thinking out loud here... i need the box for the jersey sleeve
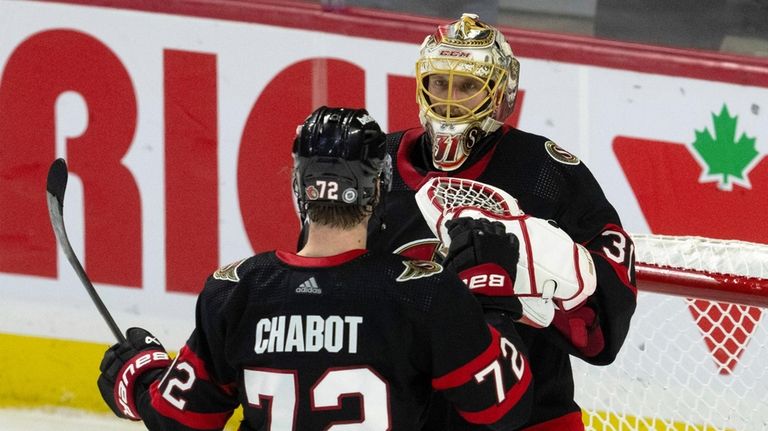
[135,276,242,430]
[547,160,638,364]
[428,276,534,429]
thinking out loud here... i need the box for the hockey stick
[46,158,126,343]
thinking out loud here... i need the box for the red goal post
[575,233,768,431]
[633,234,768,307]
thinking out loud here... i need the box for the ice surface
[0,408,147,430]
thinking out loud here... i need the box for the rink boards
[1,0,768,427]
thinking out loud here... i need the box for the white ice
[0,408,147,430]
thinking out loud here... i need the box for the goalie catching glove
[97,327,172,420]
[416,177,597,312]
[443,217,555,327]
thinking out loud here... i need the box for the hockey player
[366,13,637,430]
[97,106,535,430]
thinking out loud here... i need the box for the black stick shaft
[46,159,126,344]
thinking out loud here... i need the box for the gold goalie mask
[416,13,520,171]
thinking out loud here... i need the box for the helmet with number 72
[416,13,520,171]
[292,106,391,215]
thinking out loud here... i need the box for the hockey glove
[443,217,523,320]
[443,217,556,327]
[416,177,597,312]
[97,327,172,420]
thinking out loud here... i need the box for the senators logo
[544,140,580,165]
[305,185,320,200]
[213,258,246,282]
[393,239,445,262]
[396,260,443,282]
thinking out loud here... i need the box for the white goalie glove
[416,177,597,326]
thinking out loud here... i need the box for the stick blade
[47,158,68,205]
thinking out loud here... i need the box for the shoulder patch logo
[396,260,443,282]
[213,258,246,282]
[393,238,445,262]
[545,140,580,165]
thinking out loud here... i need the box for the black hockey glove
[443,217,522,320]
[97,327,172,420]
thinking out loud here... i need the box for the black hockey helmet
[292,106,391,214]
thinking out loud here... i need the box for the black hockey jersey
[367,127,637,430]
[134,249,534,430]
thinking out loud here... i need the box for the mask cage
[416,57,508,123]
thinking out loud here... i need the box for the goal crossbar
[632,233,768,306]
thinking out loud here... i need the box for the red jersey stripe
[432,326,501,389]
[456,359,532,424]
[176,345,210,381]
[149,381,233,429]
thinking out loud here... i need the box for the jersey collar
[275,249,368,267]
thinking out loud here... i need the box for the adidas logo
[295,276,322,294]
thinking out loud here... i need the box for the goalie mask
[292,106,391,217]
[416,13,520,171]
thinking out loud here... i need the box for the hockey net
[575,233,768,431]
[416,177,768,430]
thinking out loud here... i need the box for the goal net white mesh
[575,234,768,431]
[416,178,768,429]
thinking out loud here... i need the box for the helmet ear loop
[363,200,376,215]
[369,176,387,231]
[361,173,381,214]
[292,172,308,224]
